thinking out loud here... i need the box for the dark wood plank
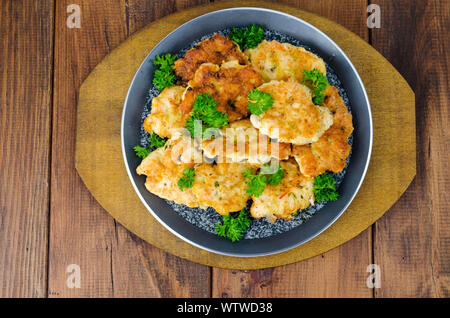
[126,0,213,33]
[212,0,373,298]
[110,0,212,298]
[111,228,210,297]
[49,0,127,298]
[371,0,449,297]
[214,229,372,297]
[0,0,54,297]
[49,0,210,297]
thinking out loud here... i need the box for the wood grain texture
[49,0,210,297]
[49,0,127,298]
[0,0,54,298]
[214,229,372,297]
[2,0,436,298]
[75,0,415,272]
[111,0,211,298]
[371,0,449,297]
[212,0,373,298]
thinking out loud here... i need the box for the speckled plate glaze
[121,8,373,257]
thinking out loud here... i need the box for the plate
[121,7,373,257]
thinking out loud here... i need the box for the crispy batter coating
[250,159,314,222]
[250,79,333,145]
[191,163,251,215]
[201,119,291,164]
[180,61,264,122]
[292,86,354,177]
[143,86,188,138]
[136,140,201,208]
[245,40,327,82]
[138,33,353,220]
[174,33,248,83]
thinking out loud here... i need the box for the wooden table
[0,0,448,298]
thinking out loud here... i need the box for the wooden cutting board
[75,0,415,269]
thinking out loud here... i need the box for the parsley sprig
[133,145,151,159]
[152,53,177,91]
[229,24,265,50]
[215,210,251,242]
[134,133,167,159]
[243,163,284,197]
[301,69,329,105]
[261,163,285,185]
[313,173,339,202]
[185,93,229,138]
[149,133,167,148]
[153,54,176,71]
[247,89,274,115]
[177,168,195,191]
[243,169,267,197]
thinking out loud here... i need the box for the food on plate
[143,86,188,138]
[133,133,168,159]
[191,163,251,215]
[292,86,353,177]
[313,173,339,203]
[243,162,285,197]
[148,133,168,149]
[228,24,265,50]
[249,78,333,145]
[174,33,248,83]
[180,60,264,122]
[184,92,230,138]
[245,40,326,83]
[301,68,330,105]
[134,26,353,241]
[152,53,177,91]
[136,142,201,208]
[246,88,274,115]
[249,159,315,222]
[215,209,252,242]
[201,119,291,164]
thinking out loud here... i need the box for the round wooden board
[75,0,415,269]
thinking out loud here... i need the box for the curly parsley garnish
[185,93,228,138]
[134,133,167,159]
[243,168,267,197]
[301,69,329,105]
[177,168,195,191]
[153,53,176,71]
[261,163,285,185]
[313,173,339,202]
[247,89,274,115]
[243,163,284,197]
[149,133,167,148]
[215,210,251,242]
[133,145,151,159]
[152,53,177,91]
[229,24,265,50]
